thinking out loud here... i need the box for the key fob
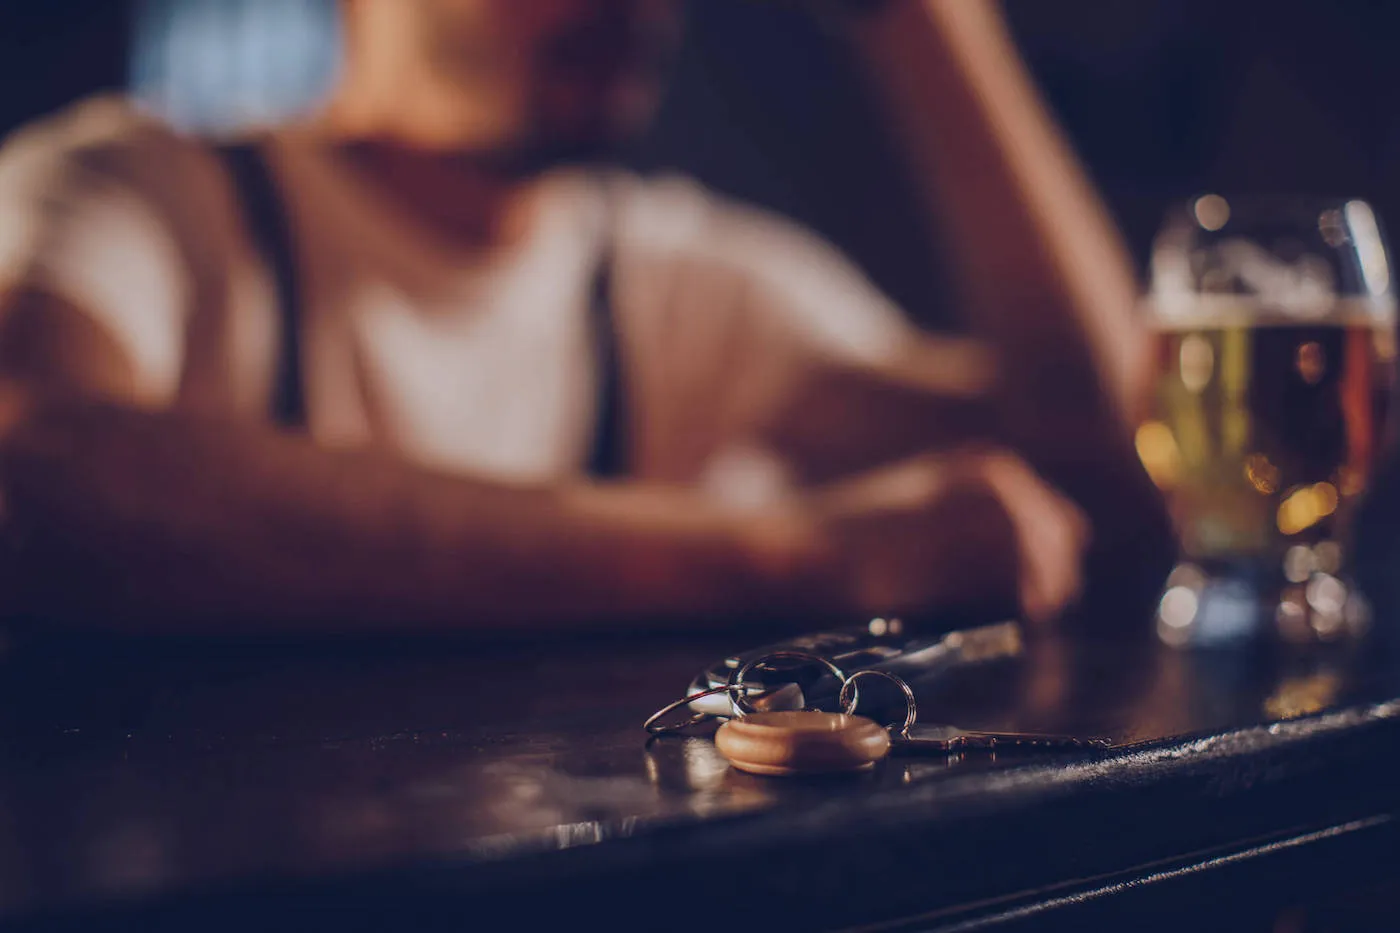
[686,619,1024,716]
[686,624,910,716]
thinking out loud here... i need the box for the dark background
[7,0,1400,329]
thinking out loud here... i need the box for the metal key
[892,723,1113,753]
[834,669,1113,754]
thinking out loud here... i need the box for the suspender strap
[215,143,628,476]
[584,220,628,479]
[215,142,307,430]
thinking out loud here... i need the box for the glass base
[1155,556,1372,649]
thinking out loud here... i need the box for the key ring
[728,651,847,717]
[644,651,912,737]
[839,669,918,738]
[643,684,738,735]
[643,677,808,735]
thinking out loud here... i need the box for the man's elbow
[0,285,152,407]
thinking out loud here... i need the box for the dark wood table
[0,619,1397,932]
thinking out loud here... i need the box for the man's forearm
[0,400,837,634]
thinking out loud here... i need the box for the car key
[685,619,1024,718]
[838,670,1113,754]
[710,713,1111,776]
[703,666,1110,775]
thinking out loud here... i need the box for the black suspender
[216,142,307,430]
[584,210,628,480]
[215,142,628,477]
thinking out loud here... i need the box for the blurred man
[0,0,1166,634]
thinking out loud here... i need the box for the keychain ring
[644,685,734,735]
[728,651,846,717]
[839,669,918,737]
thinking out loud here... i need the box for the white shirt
[0,96,923,497]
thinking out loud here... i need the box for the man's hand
[809,449,1090,624]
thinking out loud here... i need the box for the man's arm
[848,0,1147,428]
[0,287,840,635]
[0,288,1089,634]
[845,0,1173,583]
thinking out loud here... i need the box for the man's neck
[298,103,546,255]
[336,141,547,254]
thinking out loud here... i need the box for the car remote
[684,618,1024,718]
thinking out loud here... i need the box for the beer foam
[1143,295,1397,331]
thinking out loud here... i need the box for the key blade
[891,723,972,752]
[959,731,1114,750]
[894,724,1113,753]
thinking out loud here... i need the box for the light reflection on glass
[1166,562,1209,592]
[1193,194,1230,232]
[1276,588,1311,644]
[1344,593,1373,636]
[1295,340,1327,385]
[1283,545,1314,584]
[1345,200,1391,297]
[1135,421,1181,490]
[1336,466,1364,497]
[1276,483,1340,536]
[1155,585,1198,647]
[1311,608,1345,640]
[1318,209,1349,248]
[1179,333,1215,393]
[1312,540,1343,573]
[1244,453,1280,494]
[1313,482,1340,514]
[1305,573,1347,616]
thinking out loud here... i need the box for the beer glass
[1141,196,1396,647]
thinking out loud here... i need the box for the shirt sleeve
[624,177,989,490]
[0,98,194,403]
[706,194,915,370]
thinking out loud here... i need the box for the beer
[1139,305,1395,603]
[1142,196,1398,643]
